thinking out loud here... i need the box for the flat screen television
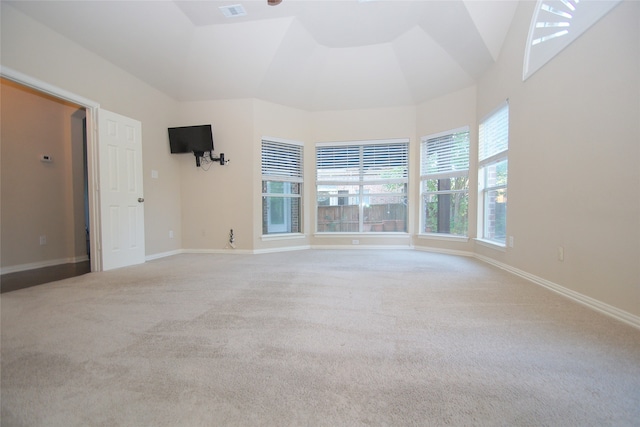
[168,124,214,155]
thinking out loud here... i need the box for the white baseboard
[413,246,474,258]
[254,245,311,254]
[182,248,255,255]
[311,244,412,250]
[1,255,89,275]
[146,249,184,261]
[475,254,640,330]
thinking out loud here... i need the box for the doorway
[0,78,92,292]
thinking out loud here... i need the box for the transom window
[316,139,408,233]
[420,127,470,236]
[523,0,622,80]
[261,139,303,235]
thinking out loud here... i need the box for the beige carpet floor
[1,249,639,426]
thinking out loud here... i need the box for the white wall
[1,4,182,259]
[174,99,255,251]
[475,1,640,317]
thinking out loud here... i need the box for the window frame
[261,138,304,236]
[420,126,470,237]
[478,102,509,246]
[315,139,409,234]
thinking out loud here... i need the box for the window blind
[479,103,509,162]
[421,130,469,177]
[262,140,303,182]
[316,142,408,182]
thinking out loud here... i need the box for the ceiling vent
[219,4,247,18]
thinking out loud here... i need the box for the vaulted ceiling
[5,0,519,111]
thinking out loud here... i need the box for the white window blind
[421,129,469,178]
[262,140,303,182]
[316,141,408,182]
[362,143,408,182]
[479,104,509,162]
[316,145,361,182]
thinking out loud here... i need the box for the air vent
[219,4,247,18]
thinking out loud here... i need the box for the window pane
[316,140,409,233]
[316,185,359,206]
[479,104,509,161]
[483,188,507,243]
[263,196,301,235]
[422,192,468,235]
[262,140,303,180]
[421,130,469,176]
[363,195,406,232]
[362,143,408,181]
[263,181,300,195]
[316,145,361,182]
[482,159,508,188]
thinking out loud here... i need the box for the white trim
[311,244,412,250]
[146,249,184,261]
[478,99,509,124]
[475,253,640,331]
[253,245,311,254]
[420,125,470,143]
[261,136,304,147]
[181,247,312,255]
[316,138,409,147]
[0,66,103,272]
[413,245,474,258]
[478,150,509,169]
[313,232,410,238]
[417,234,469,243]
[474,238,507,252]
[261,233,307,241]
[0,256,90,275]
[183,248,255,255]
[0,66,99,108]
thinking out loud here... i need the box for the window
[478,103,509,244]
[262,139,303,235]
[523,0,621,80]
[420,127,470,236]
[316,139,408,233]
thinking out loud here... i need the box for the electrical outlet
[169,230,174,239]
[39,235,47,245]
[558,246,564,262]
[352,239,359,245]
[508,236,514,247]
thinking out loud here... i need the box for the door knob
[138,197,145,203]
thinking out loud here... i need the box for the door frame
[1,66,104,271]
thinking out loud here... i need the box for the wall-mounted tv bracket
[208,151,227,165]
[193,151,228,167]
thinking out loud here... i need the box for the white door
[98,109,145,270]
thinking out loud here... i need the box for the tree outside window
[420,128,470,236]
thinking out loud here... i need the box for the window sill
[417,234,469,243]
[313,232,409,238]
[474,238,506,252]
[261,233,306,241]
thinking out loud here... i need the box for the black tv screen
[168,125,214,154]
